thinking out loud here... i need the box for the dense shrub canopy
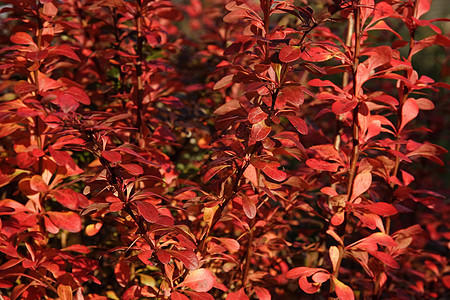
[0,0,449,299]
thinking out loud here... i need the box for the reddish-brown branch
[330,3,362,298]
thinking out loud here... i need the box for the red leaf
[47,211,82,233]
[301,47,333,62]
[155,5,183,20]
[156,249,171,264]
[416,0,431,18]
[306,158,340,172]
[273,132,307,154]
[366,232,398,247]
[213,74,234,90]
[138,250,154,265]
[369,251,399,269]
[350,171,372,201]
[442,275,450,289]
[227,288,249,300]
[365,46,392,71]
[184,291,215,300]
[65,86,90,104]
[59,94,79,113]
[362,202,397,216]
[52,189,81,210]
[411,34,450,56]
[248,107,268,124]
[399,98,419,132]
[171,291,189,300]
[308,78,345,94]
[114,258,130,287]
[250,120,271,141]
[349,232,397,251]
[213,281,228,292]
[368,20,403,40]
[321,187,338,196]
[102,150,122,163]
[166,250,199,270]
[49,44,80,62]
[179,268,215,292]
[254,287,271,300]
[135,201,159,223]
[214,99,241,115]
[30,175,48,192]
[327,229,344,246]
[285,115,308,135]
[252,160,286,182]
[279,45,302,63]
[287,267,327,279]
[10,32,35,45]
[0,236,19,258]
[415,98,434,110]
[203,165,229,182]
[332,99,358,115]
[42,1,58,17]
[38,72,65,92]
[331,211,345,226]
[241,195,257,219]
[299,276,321,294]
[44,216,59,234]
[223,9,252,23]
[333,277,354,300]
[354,212,383,231]
[278,85,304,108]
[312,272,330,283]
[216,238,240,252]
[61,244,90,254]
[120,163,144,176]
[0,123,22,138]
[15,81,36,95]
[243,164,258,186]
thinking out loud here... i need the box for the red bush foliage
[0,0,449,299]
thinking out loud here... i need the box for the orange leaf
[279,45,302,63]
[10,32,35,45]
[227,288,249,300]
[248,107,268,124]
[350,171,372,201]
[333,277,354,300]
[179,268,216,292]
[329,246,339,272]
[47,211,82,233]
[250,120,271,141]
[135,201,159,223]
[399,98,419,132]
[102,150,121,163]
[57,284,72,300]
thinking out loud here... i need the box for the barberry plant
[0,0,448,299]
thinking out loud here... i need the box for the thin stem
[330,3,361,298]
[391,0,418,182]
[346,1,362,199]
[134,0,144,139]
[34,270,58,294]
[33,7,43,149]
[241,217,256,288]
[197,142,261,255]
[387,0,419,236]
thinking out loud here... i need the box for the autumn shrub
[0,0,449,299]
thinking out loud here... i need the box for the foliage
[0,0,449,299]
